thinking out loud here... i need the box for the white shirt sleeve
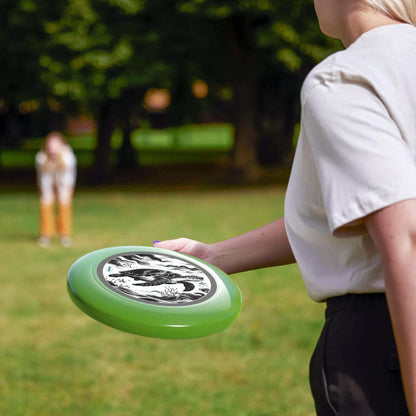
[56,147,77,203]
[303,78,416,235]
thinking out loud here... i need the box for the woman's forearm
[365,199,416,415]
[154,217,296,275]
[384,262,416,415]
[208,217,296,274]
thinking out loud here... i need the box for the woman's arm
[365,199,416,415]
[154,217,296,274]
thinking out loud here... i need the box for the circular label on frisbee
[97,252,217,306]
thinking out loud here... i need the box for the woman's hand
[153,238,213,263]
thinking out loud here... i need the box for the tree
[0,0,64,147]
[40,0,220,183]
[176,0,341,181]
[0,0,342,183]
[39,0,151,182]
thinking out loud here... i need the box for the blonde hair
[364,0,416,25]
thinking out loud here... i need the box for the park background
[1,1,343,415]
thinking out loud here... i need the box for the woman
[154,0,416,414]
[35,131,77,247]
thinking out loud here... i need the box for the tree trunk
[4,104,23,148]
[226,16,261,183]
[257,73,300,166]
[90,99,117,185]
[117,98,137,171]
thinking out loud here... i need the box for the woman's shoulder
[60,145,77,166]
[300,52,343,104]
[35,150,47,165]
[302,24,416,105]
[301,43,374,100]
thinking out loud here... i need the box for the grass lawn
[0,185,324,416]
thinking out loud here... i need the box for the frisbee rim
[67,246,242,339]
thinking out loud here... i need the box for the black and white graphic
[97,252,216,305]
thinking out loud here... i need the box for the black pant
[309,293,409,415]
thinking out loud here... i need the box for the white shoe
[38,236,50,248]
[61,236,72,247]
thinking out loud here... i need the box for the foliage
[172,0,342,176]
[0,0,61,105]
[38,0,223,118]
[0,0,341,115]
[41,0,166,110]
[0,0,343,178]
[177,0,341,73]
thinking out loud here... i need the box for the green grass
[0,186,324,416]
[1,123,234,168]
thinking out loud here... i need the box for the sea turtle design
[108,268,196,292]
[99,252,215,305]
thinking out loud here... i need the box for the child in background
[35,131,77,247]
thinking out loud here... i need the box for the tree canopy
[0,0,342,182]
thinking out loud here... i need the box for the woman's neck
[340,7,403,47]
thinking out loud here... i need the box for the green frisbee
[67,246,242,339]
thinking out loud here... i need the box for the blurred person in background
[35,131,77,247]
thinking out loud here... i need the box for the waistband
[325,293,387,319]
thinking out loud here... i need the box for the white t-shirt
[285,24,416,302]
[36,144,77,204]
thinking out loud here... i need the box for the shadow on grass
[0,232,39,243]
[0,164,291,194]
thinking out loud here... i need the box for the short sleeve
[35,151,46,170]
[303,79,416,235]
